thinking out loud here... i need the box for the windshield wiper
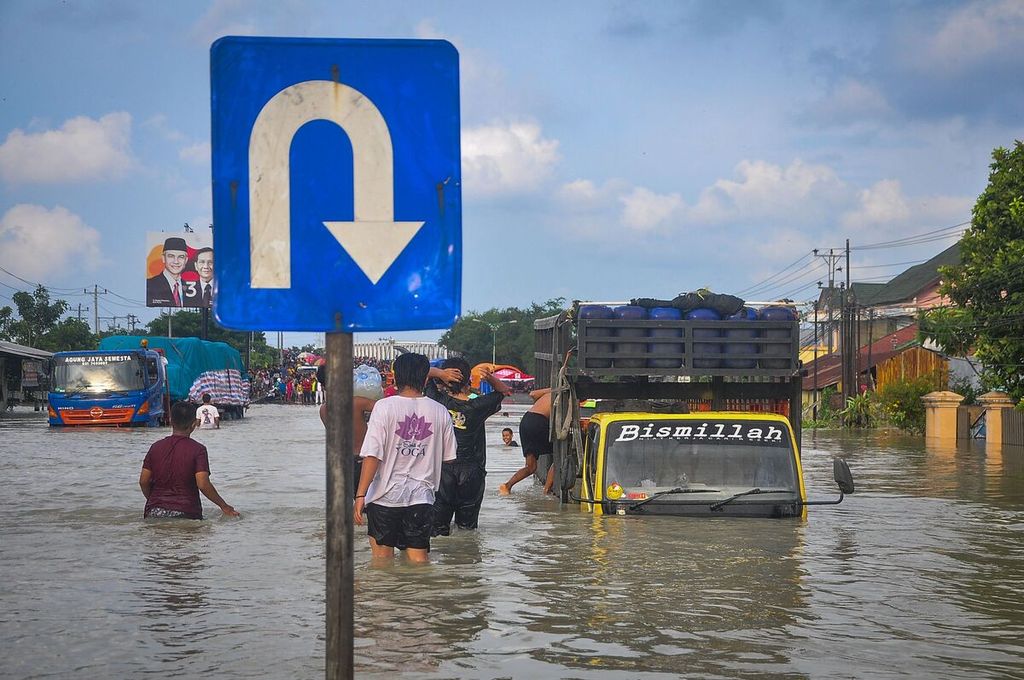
[630,487,721,510]
[709,488,793,512]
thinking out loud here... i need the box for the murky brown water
[2,405,1022,679]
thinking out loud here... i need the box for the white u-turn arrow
[248,79,424,287]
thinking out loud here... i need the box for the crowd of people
[140,352,554,566]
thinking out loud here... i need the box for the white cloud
[0,205,103,279]
[805,79,892,126]
[841,179,972,234]
[461,121,560,197]
[923,0,1024,73]
[414,19,444,40]
[619,186,683,231]
[179,141,211,164]
[689,159,848,224]
[0,112,133,184]
[190,0,258,44]
[142,114,187,143]
[558,179,604,206]
[841,179,910,229]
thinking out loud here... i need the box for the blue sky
[1,0,1022,347]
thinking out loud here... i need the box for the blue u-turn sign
[211,37,461,332]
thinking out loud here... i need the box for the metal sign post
[325,329,354,680]
[211,37,461,680]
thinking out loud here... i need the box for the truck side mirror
[833,458,855,495]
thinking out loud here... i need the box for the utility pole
[85,285,108,335]
[845,239,853,401]
[812,249,843,355]
[126,314,139,332]
[76,304,90,323]
[812,300,819,422]
[839,282,846,402]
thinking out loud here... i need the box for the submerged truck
[534,298,853,518]
[48,336,249,427]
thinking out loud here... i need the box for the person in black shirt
[426,358,511,536]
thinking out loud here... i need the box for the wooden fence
[1004,409,1024,448]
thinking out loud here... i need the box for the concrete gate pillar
[922,391,963,441]
[978,391,1014,447]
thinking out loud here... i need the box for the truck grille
[60,407,136,425]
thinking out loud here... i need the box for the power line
[843,222,969,252]
[850,258,927,270]
[736,250,815,297]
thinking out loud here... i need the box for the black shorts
[364,503,433,551]
[519,411,552,459]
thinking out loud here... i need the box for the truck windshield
[52,354,144,395]
[604,419,798,491]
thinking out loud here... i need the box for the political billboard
[145,232,215,308]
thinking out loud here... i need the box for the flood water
[2,404,1023,679]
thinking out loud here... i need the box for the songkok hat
[163,237,188,253]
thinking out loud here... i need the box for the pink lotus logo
[396,414,433,441]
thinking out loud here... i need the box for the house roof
[803,323,921,389]
[813,241,961,309]
[0,340,53,361]
[866,241,960,306]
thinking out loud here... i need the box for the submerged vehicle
[48,347,167,426]
[534,299,853,518]
[48,337,250,427]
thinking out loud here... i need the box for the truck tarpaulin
[99,336,249,406]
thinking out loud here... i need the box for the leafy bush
[840,392,875,428]
[876,374,940,434]
[804,386,839,429]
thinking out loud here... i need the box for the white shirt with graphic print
[359,395,456,507]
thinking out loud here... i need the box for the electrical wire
[736,250,815,297]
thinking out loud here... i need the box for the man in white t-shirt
[354,353,456,563]
[195,393,220,430]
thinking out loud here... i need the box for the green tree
[0,305,14,341]
[10,285,67,346]
[922,141,1024,402]
[40,318,98,352]
[143,310,277,368]
[439,298,566,370]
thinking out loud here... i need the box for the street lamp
[470,318,517,364]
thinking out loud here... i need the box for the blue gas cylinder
[759,305,797,369]
[647,307,683,368]
[578,305,614,368]
[612,305,647,368]
[686,308,722,368]
[724,307,758,369]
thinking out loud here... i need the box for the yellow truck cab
[581,410,807,517]
[534,298,853,518]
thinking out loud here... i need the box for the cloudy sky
[1,0,1021,345]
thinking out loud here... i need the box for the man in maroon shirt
[139,401,240,519]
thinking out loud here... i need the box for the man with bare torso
[499,387,555,495]
[319,366,381,496]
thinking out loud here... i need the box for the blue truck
[48,337,249,427]
[48,345,167,426]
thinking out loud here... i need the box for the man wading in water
[354,353,457,563]
[499,387,555,495]
[139,401,239,519]
[426,359,511,536]
[319,364,382,497]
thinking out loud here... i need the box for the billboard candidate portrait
[184,247,214,308]
[146,237,189,307]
